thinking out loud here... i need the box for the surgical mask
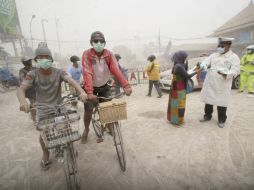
[36,59,52,70]
[92,42,105,53]
[217,47,225,54]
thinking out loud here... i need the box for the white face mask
[217,47,225,54]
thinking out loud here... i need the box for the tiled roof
[212,3,254,36]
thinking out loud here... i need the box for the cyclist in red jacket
[81,31,132,143]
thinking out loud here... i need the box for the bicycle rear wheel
[112,122,126,171]
[92,108,104,138]
[63,144,80,190]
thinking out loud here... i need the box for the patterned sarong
[167,74,186,125]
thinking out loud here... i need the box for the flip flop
[40,159,52,170]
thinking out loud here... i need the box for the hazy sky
[15,0,252,55]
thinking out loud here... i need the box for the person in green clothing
[239,45,254,96]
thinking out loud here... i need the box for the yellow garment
[240,53,254,92]
[145,60,160,80]
[240,53,254,72]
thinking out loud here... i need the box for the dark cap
[90,31,105,42]
[114,54,121,60]
[147,54,156,62]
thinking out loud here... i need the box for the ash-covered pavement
[0,84,254,190]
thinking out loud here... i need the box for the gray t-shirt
[22,68,70,118]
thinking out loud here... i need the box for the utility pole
[158,29,161,56]
[29,15,36,49]
[55,18,62,56]
[41,19,48,42]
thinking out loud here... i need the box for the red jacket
[82,48,129,94]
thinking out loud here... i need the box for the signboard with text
[0,0,22,42]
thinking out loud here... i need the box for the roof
[212,2,254,36]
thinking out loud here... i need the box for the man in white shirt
[199,37,240,128]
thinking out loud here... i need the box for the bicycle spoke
[112,122,126,171]
[63,145,80,190]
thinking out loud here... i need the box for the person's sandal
[40,159,52,170]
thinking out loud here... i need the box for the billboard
[0,0,22,42]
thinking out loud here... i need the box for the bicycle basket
[37,112,81,148]
[98,99,127,124]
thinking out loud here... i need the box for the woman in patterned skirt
[167,51,200,126]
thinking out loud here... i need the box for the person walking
[67,55,83,108]
[145,54,162,98]
[239,45,254,96]
[199,37,240,128]
[113,53,128,95]
[167,51,200,126]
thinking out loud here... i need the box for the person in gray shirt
[17,42,87,169]
[19,56,36,122]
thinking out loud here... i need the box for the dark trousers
[204,104,227,123]
[148,80,162,96]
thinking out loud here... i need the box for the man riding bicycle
[81,31,132,143]
[17,42,87,169]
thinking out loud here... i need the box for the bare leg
[81,111,92,143]
[39,135,49,162]
[30,109,36,122]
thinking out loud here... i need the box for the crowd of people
[16,30,254,169]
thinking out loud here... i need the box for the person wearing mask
[239,45,254,96]
[167,51,200,126]
[145,54,162,98]
[199,37,240,128]
[17,42,87,170]
[81,31,132,144]
[19,56,36,122]
[67,55,83,108]
[113,53,128,95]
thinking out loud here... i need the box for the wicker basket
[98,99,127,124]
[36,112,81,149]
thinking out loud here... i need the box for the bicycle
[91,92,127,171]
[33,95,81,190]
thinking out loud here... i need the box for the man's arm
[200,54,213,70]
[16,85,30,113]
[66,77,86,95]
[60,69,87,101]
[108,53,129,88]
[82,50,94,94]
[226,55,240,79]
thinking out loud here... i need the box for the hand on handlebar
[87,94,97,101]
[79,92,88,102]
[123,85,132,96]
[20,102,30,113]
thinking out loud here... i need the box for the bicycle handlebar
[96,92,125,100]
[30,94,79,111]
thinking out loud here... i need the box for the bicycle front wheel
[112,122,126,171]
[63,144,80,190]
[92,108,104,138]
